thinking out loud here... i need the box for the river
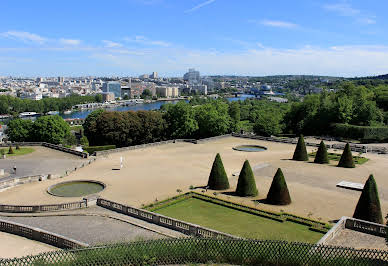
[59,94,258,120]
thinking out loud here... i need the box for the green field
[308,152,368,164]
[155,198,323,243]
[1,147,35,157]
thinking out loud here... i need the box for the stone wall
[316,216,346,245]
[97,198,238,239]
[0,218,88,249]
[345,217,387,237]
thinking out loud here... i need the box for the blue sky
[0,0,388,77]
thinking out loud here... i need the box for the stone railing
[232,133,388,154]
[0,218,88,249]
[316,216,346,245]
[94,135,233,156]
[97,198,238,239]
[0,142,88,158]
[0,200,87,213]
[345,217,387,237]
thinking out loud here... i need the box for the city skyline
[1,0,388,77]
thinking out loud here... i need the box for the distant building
[19,92,43,100]
[156,87,179,98]
[150,72,158,79]
[101,92,115,102]
[183,68,200,84]
[58,77,64,84]
[121,86,131,98]
[102,81,121,98]
[190,84,207,95]
[139,74,149,79]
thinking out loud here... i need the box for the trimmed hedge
[292,135,308,161]
[332,123,388,142]
[235,160,258,197]
[337,143,355,168]
[266,168,291,205]
[314,141,329,164]
[83,145,116,154]
[353,175,383,224]
[207,153,230,190]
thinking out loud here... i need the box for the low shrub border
[83,145,116,154]
[143,192,331,234]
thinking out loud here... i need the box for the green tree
[235,160,258,197]
[141,89,152,99]
[253,112,282,136]
[195,102,231,138]
[83,109,105,146]
[337,143,355,168]
[207,153,230,190]
[266,168,291,205]
[32,115,71,144]
[314,141,329,164]
[353,175,383,224]
[229,101,241,132]
[80,135,89,147]
[94,94,103,103]
[6,119,33,142]
[292,135,308,161]
[164,101,198,138]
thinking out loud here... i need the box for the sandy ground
[0,137,388,223]
[0,231,58,259]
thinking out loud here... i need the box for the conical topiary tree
[207,153,230,190]
[353,175,383,224]
[337,143,355,168]
[235,160,258,197]
[8,146,14,154]
[314,141,329,164]
[266,168,291,205]
[292,135,308,161]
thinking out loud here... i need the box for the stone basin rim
[47,179,106,198]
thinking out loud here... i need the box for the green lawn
[155,198,323,243]
[1,147,35,157]
[308,152,368,164]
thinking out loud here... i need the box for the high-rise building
[150,72,158,79]
[58,77,64,84]
[102,81,121,98]
[183,68,200,84]
[139,74,149,79]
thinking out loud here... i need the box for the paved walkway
[0,146,89,181]
[0,231,58,259]
[0,206,186,245]
[325,229,388,250]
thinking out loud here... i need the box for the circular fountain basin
[47,180,105,197]
[233,145,267,152]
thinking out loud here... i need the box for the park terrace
[0,136,388,224]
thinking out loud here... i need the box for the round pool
[47,180,105,197]
[233,145,267,152]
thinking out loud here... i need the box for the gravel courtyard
[1,136,388,223]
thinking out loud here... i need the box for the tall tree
[207,153,230,190]
[6,119,33,142]
[353,175,383,224]
[83,109,105,146]
[32,115,71,144]
[164,101,198,138]
[235,160,258,197]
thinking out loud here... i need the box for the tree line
[0,94,102,115]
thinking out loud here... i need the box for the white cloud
[259,20,298,29]
[323,3,376,25]
[59,38,81,45]
[102,40,123,48]
[0,31,46,44]
[323,3,360,16]
[185,0,216,13]
[124,36,171,47]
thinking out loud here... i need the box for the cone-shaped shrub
[314,141,329,164]
[16,144,20,150]
[207,153,230,190]
[292,135,308,161]
[266,168,291,205]
[353,175,383,224]
[8,146,14,154]
[235,160,258,197]
[337,143,355,168]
